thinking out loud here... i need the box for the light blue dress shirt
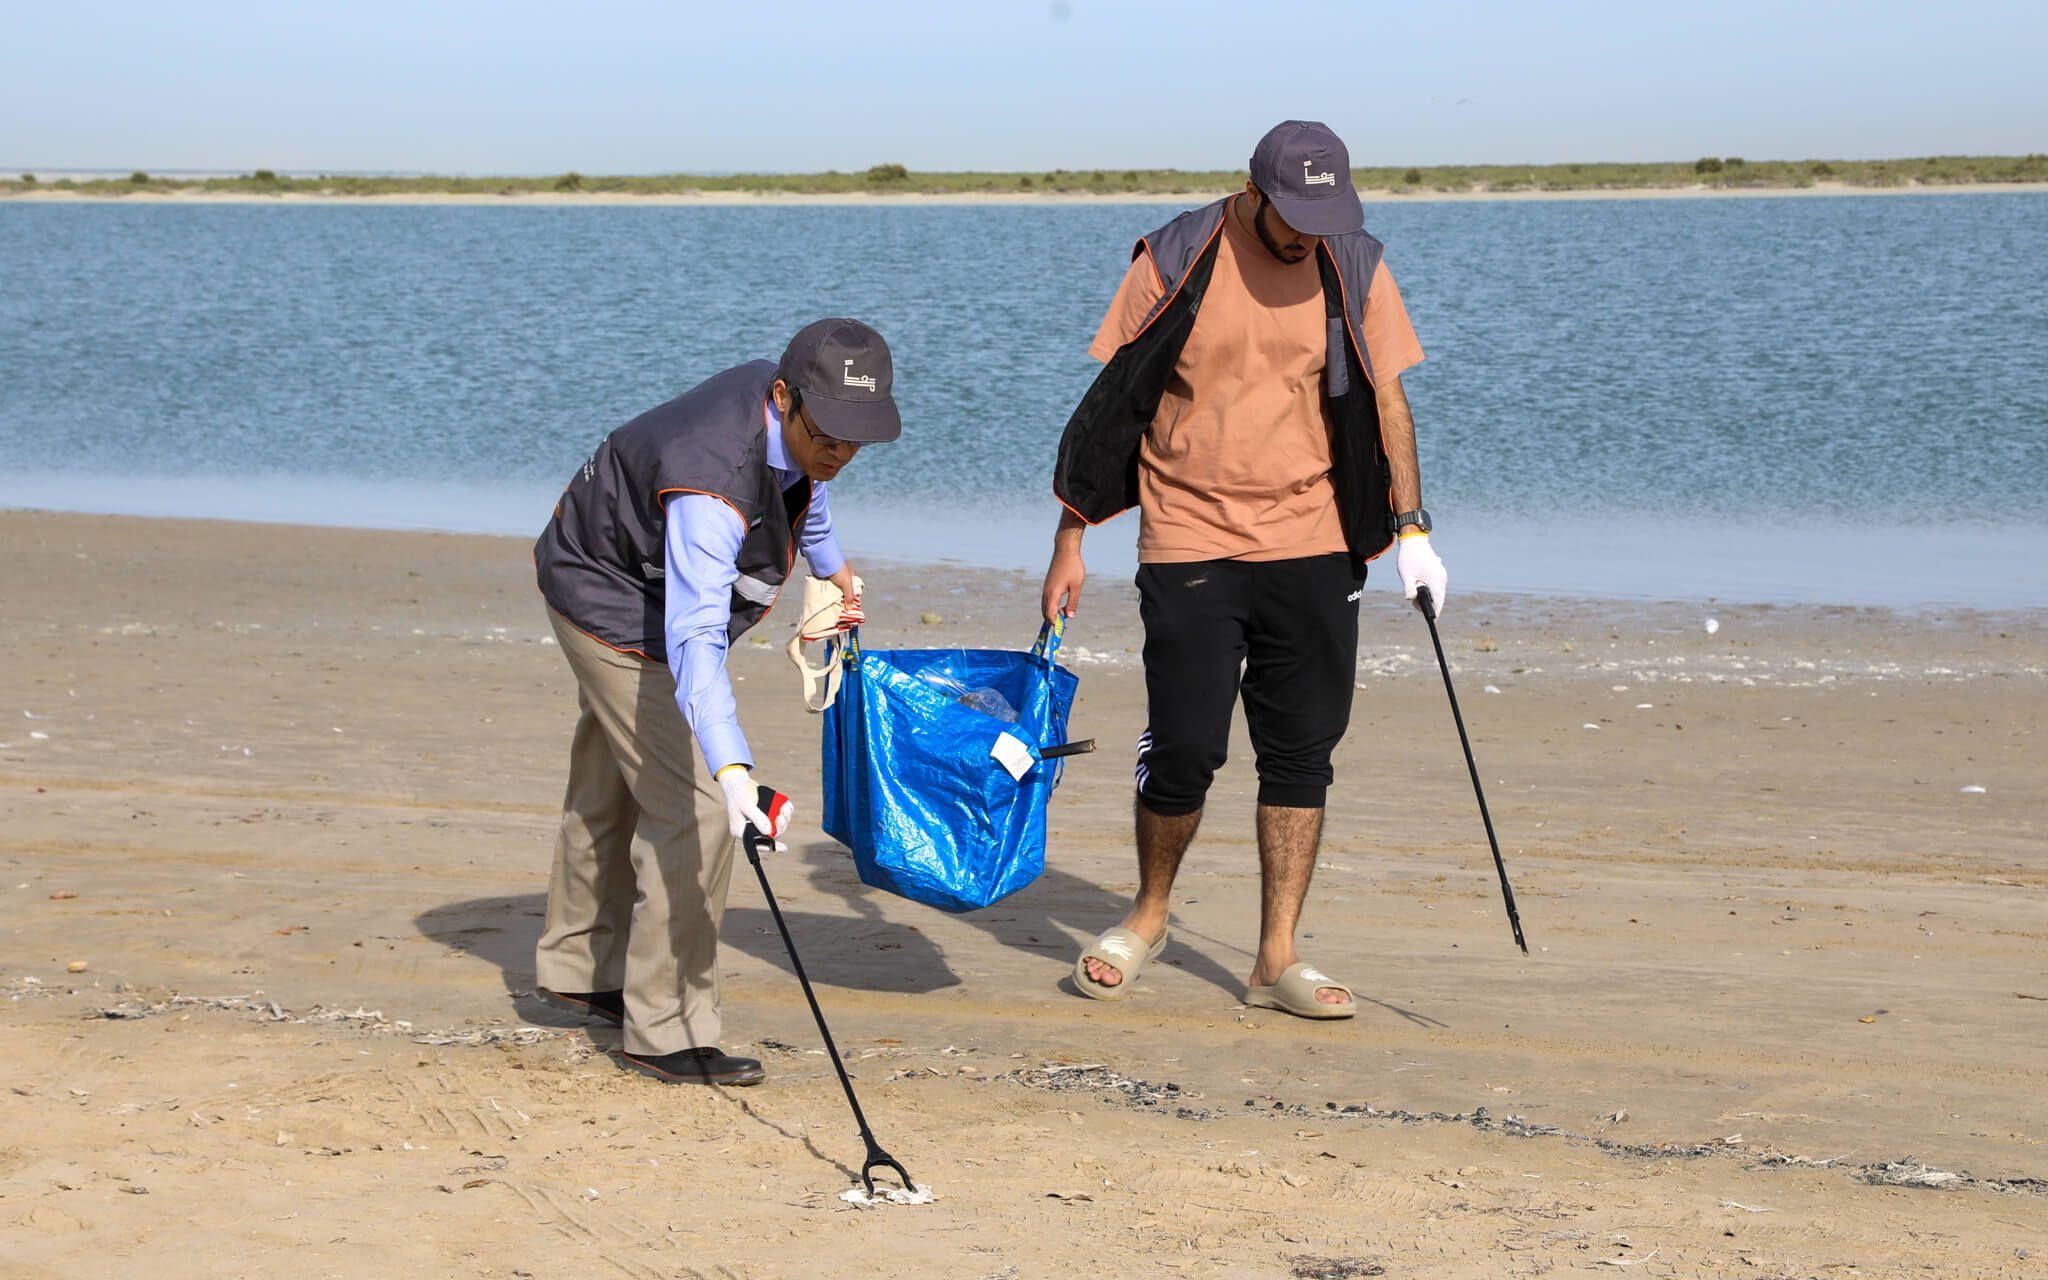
[664,398,845,777]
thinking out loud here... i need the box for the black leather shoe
[537,987,625,1026]
[616,1047,766,1087]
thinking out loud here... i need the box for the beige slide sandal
[1245,962,1356,1020]
[1073,926,1169,1001]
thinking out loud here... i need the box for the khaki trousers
[536,608,735,1055]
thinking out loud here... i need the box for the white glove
[717,766,794,853]
[1397,532,1448,617]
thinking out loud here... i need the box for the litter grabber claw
[859,1137,914,1199]
[742,785,918,1196]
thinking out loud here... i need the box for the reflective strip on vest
[733,573,780,607]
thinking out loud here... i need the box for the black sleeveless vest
[1052,197,1397,567]
[535,360,810,658]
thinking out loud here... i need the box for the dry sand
[2,511,2043,1278]
[9,182,2048,208]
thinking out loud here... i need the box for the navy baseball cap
[776,318,902,443]
[1248,120,1364,236]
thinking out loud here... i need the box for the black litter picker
[742,785,915,1197]
[1413,586,1528,954]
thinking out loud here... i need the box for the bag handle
[1030,615,1065,663]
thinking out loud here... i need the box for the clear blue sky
[4,0,2044,172]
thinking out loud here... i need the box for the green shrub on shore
[7,155,2042,200]
[18,172,34,184]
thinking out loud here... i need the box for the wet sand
[2,511,2043,1277]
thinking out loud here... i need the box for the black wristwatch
[1393,508,1432,535]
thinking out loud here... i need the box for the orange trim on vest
[1128,212,1229,348]
[1069,210,1233,527]
[784,492,812,574]
[538,600,660,664]
[1137,241,1167,295]
[1052,488,1137,528]
[760,386,811,586]
[655,486,748,529]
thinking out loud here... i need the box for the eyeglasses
[792,396,861,452]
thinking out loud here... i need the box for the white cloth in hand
[1397,533,1448,617]
[796,574,865,642]
[717,767,794,852]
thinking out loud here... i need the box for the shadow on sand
[417,837,1444,1033]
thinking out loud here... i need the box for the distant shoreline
[9,153,2048,205]
[10,180,2048,207]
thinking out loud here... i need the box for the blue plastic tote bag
[822,622,1080,912]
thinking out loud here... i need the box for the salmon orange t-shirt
[1086,195,1424,563]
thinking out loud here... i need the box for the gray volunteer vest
[1053,197,1397,566]
[535,360,810,659]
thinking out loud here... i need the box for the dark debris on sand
[1288,1256,1385,1279]
[992,1065,2048,1199]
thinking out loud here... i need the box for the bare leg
[1248,804,1345,1004]
[1083,798,1201,988]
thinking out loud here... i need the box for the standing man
[533,319,900,1083]
[1043,121,1446,1020]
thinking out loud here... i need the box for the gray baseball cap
[775,318,901,443]
[1248,120,1364,236]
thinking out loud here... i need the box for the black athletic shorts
[1134,553,1364,815]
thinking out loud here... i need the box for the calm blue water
[4,195,2047,605]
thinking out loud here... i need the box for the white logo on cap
[1303,158,1336,187]
[842,359,877,391]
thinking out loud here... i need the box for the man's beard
[1254,200,1308,262]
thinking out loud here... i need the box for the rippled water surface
[4,195,2046,603]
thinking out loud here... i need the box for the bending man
[533,319,900,1083]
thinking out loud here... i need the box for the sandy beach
[9,182,2048,208]
[2,510,2044,1278]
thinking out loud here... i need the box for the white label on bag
[990,732,1035,782]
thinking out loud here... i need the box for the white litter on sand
[1635,703,1654,709]
[1959,785,1987,794]
[1482,685,1501,694]
[839,1183,937,1207]
[29,732,49,741]
[1582,723,1600,730]
[1703,617,1720,634]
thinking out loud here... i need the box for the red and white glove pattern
[835,586,864,633]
